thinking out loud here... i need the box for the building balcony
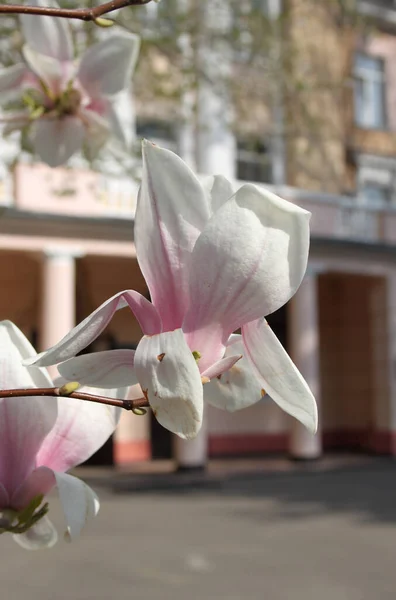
[1,162,395,248]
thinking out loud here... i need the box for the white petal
[242,318,317,432]
[13,516,58,550]
[32,117,85,167]
[0,64,28,102]
[81,108,110,159]
[183,184,311,368]
[78,33,140,97]
[25,290,161,367]
[105,90,134,148]
[203,174,234,214]
[136,141,210,330]
[134,329,203,439]
[0,320,53,388]
[20,0,73,61]
[204,335,265,411]
[22,45,63,92]
[58,349,137,388]
[54,472,99,541]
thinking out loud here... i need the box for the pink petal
[77,33,140,97]
[58,349,136,388]
[242,318,317,432]
[134,329,203,439]
[201,354,242,379]
[36,392,121,472]
[32,116,85,167]
[136,141,210,330]
[26,290,161,368]
[11,466,55,510]
[183,184,311,370]
[20,0,73,61]
[0,322,57,495]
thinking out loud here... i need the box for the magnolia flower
[0,0,140,167]
[0,320,125,550]
[27,141,317,439]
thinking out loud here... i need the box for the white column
[195,2,236,178]
[173,415,208,471]
[40,250,77,377]
[288,270,322,459]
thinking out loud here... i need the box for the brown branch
[0,387,150,411]
[0,0,152,21]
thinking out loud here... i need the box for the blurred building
[2,0,396,467]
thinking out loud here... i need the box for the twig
[0,387,150,411]
[0,0,152,21]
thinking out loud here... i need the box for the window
[237,139,272,183]
[360,182,392,204]
[354,52,387,129]
[357,153,396,205]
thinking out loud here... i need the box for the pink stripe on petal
[135,142,210,331]
[26,290,161,368]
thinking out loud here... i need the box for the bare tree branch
[0,387,150,412]
[0,0,152,21]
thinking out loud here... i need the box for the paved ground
[2,458,396,600]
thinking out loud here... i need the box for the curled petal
[242,318,317,433]
[20,0,73,61]
[78,33,140,97]
[136,141,210,330]
[183,184,310,370]
[54,472,99,541]
[25,290,161,367]
[13,516,58,550]
[203,335,265,411]
[31,117,85,167]
[58,349,137,388]
[134,329,203,439]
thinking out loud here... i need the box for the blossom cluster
[0,0,139,166]
[0,1,317,552]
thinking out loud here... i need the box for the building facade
[1,0,396,467]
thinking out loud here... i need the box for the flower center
[23,81,82,121]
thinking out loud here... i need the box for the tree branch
[0,387,150,411]
[0,0,152,21]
